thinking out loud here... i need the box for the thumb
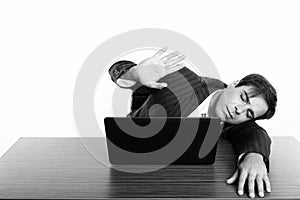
[226,169,239,184]
[144,82,168,89]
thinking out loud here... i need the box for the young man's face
[212,84,269,124]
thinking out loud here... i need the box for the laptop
[104,117,223,165]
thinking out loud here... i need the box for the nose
[235,104,250,115]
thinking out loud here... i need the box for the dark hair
[236,74,277,120]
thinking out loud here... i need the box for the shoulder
[200,76,227,92]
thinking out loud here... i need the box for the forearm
[119,67,137,81]
[109,60,140,89]
[109,60,137,83]
[222,121,272,171]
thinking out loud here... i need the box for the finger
[256,175,264,197]
[238,170,248,196]
[153,47,168,58]
[144,81,168,89]
[160,51,179,62]
[166,63,185,74]
[263,175,271,193]
[226,169,239,184]
[248,172,256,198]
[164,55,185,67]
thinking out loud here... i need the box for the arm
[223,121,272,198]
[109,48,185,90]
[109,60,153,93]
[109,48,186,116]
[222,121,271,170]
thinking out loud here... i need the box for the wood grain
[0,137,299,199]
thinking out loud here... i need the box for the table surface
[0,137,300,199]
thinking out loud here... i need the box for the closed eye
[240,90,249,103]
[244,90,250,103]
[240,93,246,102]
[243,91,255,119]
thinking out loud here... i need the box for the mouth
[226,106,233,119]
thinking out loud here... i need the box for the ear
[228,80,240,88]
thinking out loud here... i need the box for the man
[109,48,277,198]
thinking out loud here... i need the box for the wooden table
[0,137,300,199]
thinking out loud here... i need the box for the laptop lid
[104,117,223,165]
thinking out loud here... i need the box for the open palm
[131,47,185,89]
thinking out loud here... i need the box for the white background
[0,0,299,157]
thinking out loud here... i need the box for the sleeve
[109,60,158,114]
[109,60,139,89]
[221,121,272,172]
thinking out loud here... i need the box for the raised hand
[129,47,185,89]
